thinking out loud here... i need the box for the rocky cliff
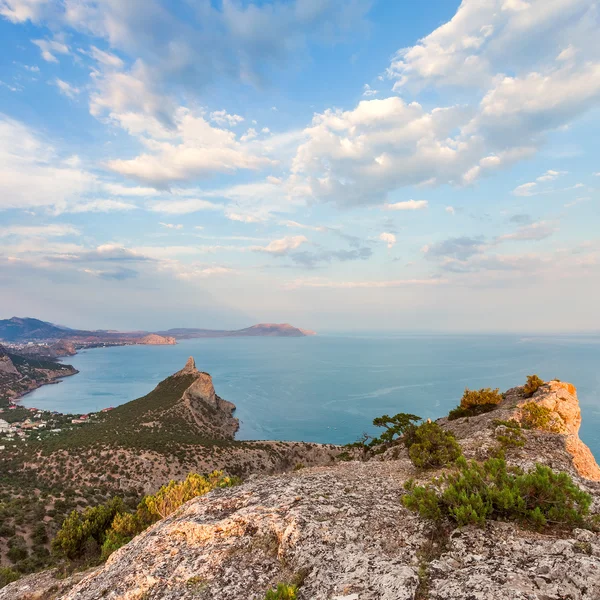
[2,378,599,600]
[138,334,177,345]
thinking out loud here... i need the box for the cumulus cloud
[363,84,378,96]
[149,199,222,214]
[378,232,396,249]
[210,110,244,127]
[106,109,273,186]
[445,206,455,215]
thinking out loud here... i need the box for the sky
[0,0,599,333]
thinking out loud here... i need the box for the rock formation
[0,345,19,376]
[137,334,177,345]
[440,379,600,481]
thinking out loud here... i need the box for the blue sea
[21,333,600,460]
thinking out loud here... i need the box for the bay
[20,333,600,459]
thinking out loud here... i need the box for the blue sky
[0,0,599,332]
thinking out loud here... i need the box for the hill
[1,377,599,599]
[0,344,77,406]
[0,317,73,342]
[158,323,317,338]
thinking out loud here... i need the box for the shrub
[0,566,20,589]
[370,413,422,446]
[264,583,298,600]
[7,536,28,563]
[404,421,462,469]
[448,388,503,420]
[141,471,239,521]
[523,375,544,398]
[52,497,125,560]
[520,402,562,433]
[402,457,592,530]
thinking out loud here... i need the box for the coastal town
[0,405,115,447]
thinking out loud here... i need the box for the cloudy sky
[0,0,599,332]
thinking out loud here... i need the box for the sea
[20,333,600,460]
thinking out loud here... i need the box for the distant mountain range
[0,317,316,343]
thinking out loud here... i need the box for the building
[0,419,10,434]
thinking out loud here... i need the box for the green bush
[0,566,20,589]
[264,583,298,600]
[520,402,562,433]
[448,388,503,420]
[404,422,462,469]
[523,375,544,398]
[52,497,125,560]
[402,457,592,530]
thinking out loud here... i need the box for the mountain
[159,323,317,338]
[0,317,75,342]
[0,345,78,404]
[0,317,316,343]
[2,378,599,599]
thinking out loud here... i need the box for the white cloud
[102,183,160,197]
[0,224,79,237]
[496,221,558,242]
[363,84,378,97]
[536,169,566,182]
[88,45,124,69]
[512,182,538,196]
[446,206,455,215]
[65,200,138,213]
[387,0,597,91]
[378,232,396,249]
[54,78,80,99]
[240,128,257,142]
[284,277,446,289]
[210,110,244,127]
[32,37,69,63]
[159,222,183,230]
[0,115,97,211]
[251,235,308,255]
[106,109,273,186]
[385,200,429,211]
[0,0,50,23]
[149,199,222,214]
[280,220,327,232]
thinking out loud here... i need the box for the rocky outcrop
[0,345,19,376]
[3,459,599,600]
[440,379,600,481]
[174,357,239,438]
[138,333,177,345]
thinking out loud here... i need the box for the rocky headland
[1,374,599,599]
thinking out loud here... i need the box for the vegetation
[404,421,462,468]
[52,471,240,565]
[448,388,503,420]
[492,419,526,454]
[520,402,563,433]
[264,583,298,600]
[402,456,592,530]
[0,567,20,588]
[370,413,422,446]
[523,374,544,398]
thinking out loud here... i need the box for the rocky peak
[175,356,199,376]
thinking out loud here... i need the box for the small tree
[404,422,462,469]
[370,413,422,446]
